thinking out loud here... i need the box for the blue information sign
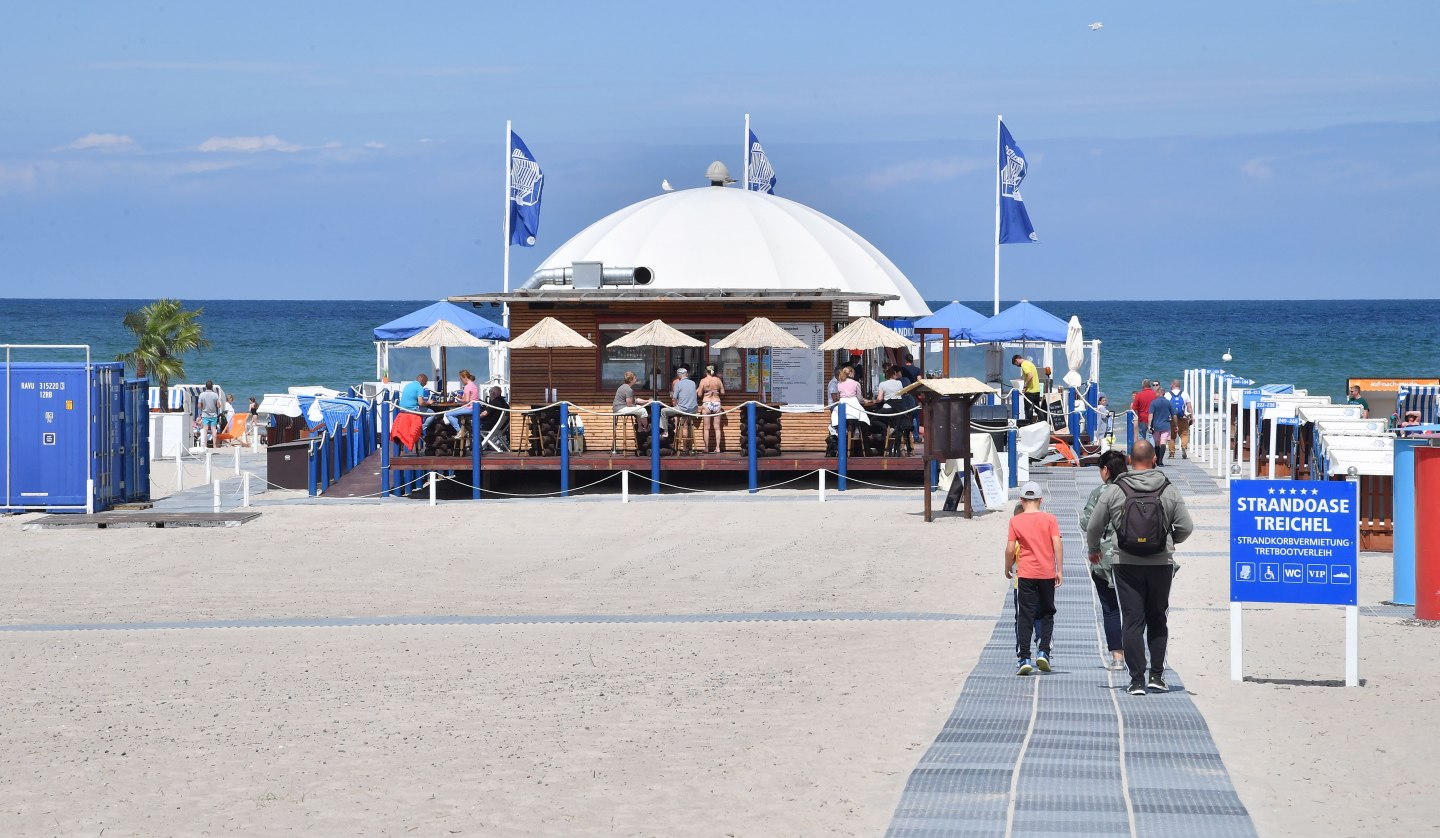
[1231,480,1358,606]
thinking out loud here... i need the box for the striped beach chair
[148,387,162,410]
[1397,385,1440,424]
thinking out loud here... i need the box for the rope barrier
[435,471,620,498]
[629,469,825,494]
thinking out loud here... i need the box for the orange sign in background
[1347,377,1439,392]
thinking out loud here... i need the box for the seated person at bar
[613,371,651,433]
[662,367,698,451]
[872,365,905,404]
[390,373,432,453]
[446,369,480,433]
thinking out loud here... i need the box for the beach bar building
[445,162,932,468]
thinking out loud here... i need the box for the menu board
[770,322,826,406]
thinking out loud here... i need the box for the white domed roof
[532,186,931,318]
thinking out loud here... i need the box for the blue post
[308,440,318,497]
[747,402,758,494]
[1010,389,1021,421]
[321,434,330,490]
[1126,412,1136,449]
[1085,382,1098,444]
[650,400,661,495]
[381,404,391,495]
[471,402,482,500]
[1007,426,1018,489]
[836,402,847,492]
[1067,390,1080,454]
[1394,438,1422,606]
[559,403,571,497]
[929,459,939,490]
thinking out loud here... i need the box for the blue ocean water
[1,298,1435,404]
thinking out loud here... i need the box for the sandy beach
[2,492,1435,836]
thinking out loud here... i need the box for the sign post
[1230,479,1360,686]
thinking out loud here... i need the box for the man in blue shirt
[1147,382,1174,467]
[391,374,433,453]
[399,373,430,411]
[661,367,699,453]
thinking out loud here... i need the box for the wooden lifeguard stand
[900,377,999,522]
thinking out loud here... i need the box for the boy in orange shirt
[1005,481,1063,675]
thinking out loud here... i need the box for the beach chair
[480,409,510,453]
[1397,385,1440,425]
[216,413,249,446]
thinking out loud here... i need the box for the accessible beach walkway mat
[21,511,261,530]
[885,462,1255,837]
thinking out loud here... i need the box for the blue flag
[998,121,1037,244]
[746,129,776,194]
[508,130,543,247]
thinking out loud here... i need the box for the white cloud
[197,135,303,153]
[84,60,308,74]
[322,141,343,149]
[1241,158,1274,181]
[861,157,984,190]
[372,65,514,78]
[56,133,140,153]
[363,141,386,149]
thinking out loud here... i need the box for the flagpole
[743,113,750,190]
[503,120,512,329]
[993,114,1002,316]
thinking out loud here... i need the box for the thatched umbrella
[394,319,488,395]
[819,317,911,351]
[508,316,595,400]
[712,317,806,402]
[608,319,706,394]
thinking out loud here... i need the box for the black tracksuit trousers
[1113,563,1173,682]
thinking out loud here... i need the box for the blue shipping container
[1,360,149,512]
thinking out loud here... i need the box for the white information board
[770,322,825,406]
[974,464,1005,511]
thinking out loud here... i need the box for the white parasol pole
[993,114,1002,316]
[502,120,512,330]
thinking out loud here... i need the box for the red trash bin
[1416,447,1440,621]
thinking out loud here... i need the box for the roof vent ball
[705,161,735,186]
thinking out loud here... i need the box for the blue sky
[1,1,1436,301]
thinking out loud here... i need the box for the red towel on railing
[391,412,423,451]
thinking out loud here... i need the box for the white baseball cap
[1020,482,1043,500]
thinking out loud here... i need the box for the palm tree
[116,299,211,409]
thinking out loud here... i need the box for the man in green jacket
[1084,440,1194,696]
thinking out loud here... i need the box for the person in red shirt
[1131,379,1158,442]
[1005,482,1064,675]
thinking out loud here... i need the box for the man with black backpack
[1084,440,1194,697]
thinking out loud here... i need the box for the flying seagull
[661,179,675,192]
[1088,21,1103,30]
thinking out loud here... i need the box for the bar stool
[611,414,639,455]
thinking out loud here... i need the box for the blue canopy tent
[373,301,508,386]
[914,301,989,341]
[968,300,1068,343]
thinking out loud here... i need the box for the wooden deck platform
[22,511,262,530]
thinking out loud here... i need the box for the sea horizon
[3,297,1436,408]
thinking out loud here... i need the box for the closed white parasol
[1062,316,1085,388]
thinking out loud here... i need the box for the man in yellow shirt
[1012,354,1044,420]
